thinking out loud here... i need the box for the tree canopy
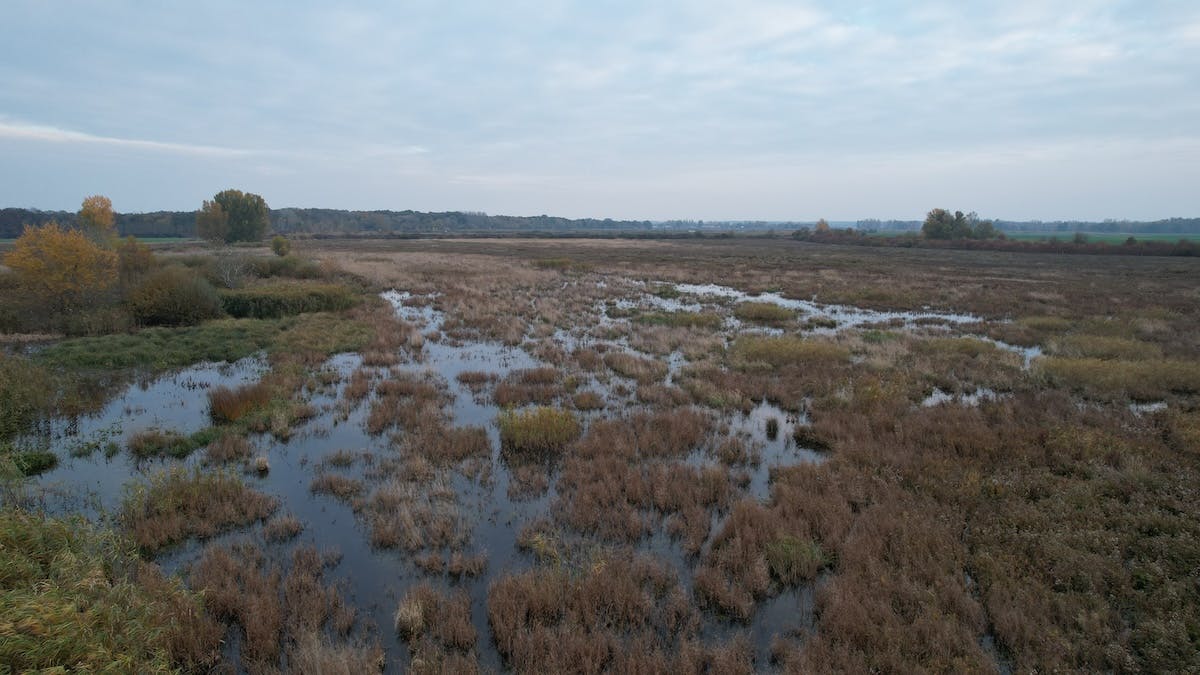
[78,195,116,244]
[197,189,268,243]
[922,209,999,240]
[3,222,117,310]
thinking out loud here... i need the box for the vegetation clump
[498,406,581,455]
[119,466,277,554]
[734,301,795,324]
[0,509,221,672]
[126,266,224,327]
[208,381,274,423]
[728,335,849,369]
[219,281,357,319]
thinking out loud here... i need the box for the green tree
[923,209,998,240]
[198,189,269,243]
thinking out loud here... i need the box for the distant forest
[2,207,1198,239]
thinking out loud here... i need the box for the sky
[0,1,1197,222]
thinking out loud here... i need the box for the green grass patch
[728,335,850,369]
[636,311,723,330]
[734,301,796,324]
[220,281,357,318]
[0,509,221,671]
[765,535,828,584]
[498,406,581,455]
[37,312,371,372]
[37,319,280,370]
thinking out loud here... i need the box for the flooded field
[5,237,1200,673]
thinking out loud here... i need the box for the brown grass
[120,467,277,554]
[208,381,274,423]
[203,432,253,464]
[498,406,581,456]
[604,351,669,384]
[263,514,304,542]
[191,542,373,671]
[310,472,366,502]
[395,583,479,671]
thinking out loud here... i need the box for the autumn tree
[196,199,229,243]
[815,218,831,234]
[78,195,117,244]
[198,189,269,243]
[3,222,117,311]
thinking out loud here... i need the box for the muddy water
[29,280,998,671]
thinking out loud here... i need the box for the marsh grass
[0,509,222,672]
[765,535,827,584]
[220,281,358,318]
[126,427,220,459]
[637,311,723,330]
[497,406,581,456]
[208,381,273,423]
[0,354,52,440]
[734,301,796,324]
[120,466,277,554]
[1039,356,1200,400]
[395,583,478,668]
[728,335,849,370]
[604,351,669,384]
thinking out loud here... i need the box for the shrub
[116,235,156,288]
[0,509,221,671]
[3,222,117,311]
[271,235,291,257]
[498,407,581,456]
[126,266,224,326]
[734,301,795,324]
[220,282,357,319]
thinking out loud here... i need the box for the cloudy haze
[1,1,1197,221]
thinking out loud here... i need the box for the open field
[3,236,1200,672]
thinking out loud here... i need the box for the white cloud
[0,119,253,158]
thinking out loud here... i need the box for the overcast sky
[1,1,1197,221]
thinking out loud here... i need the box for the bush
[271,235,291,257]
[126,266,224,327]
[498,407,581,455]
[219,282,357,319]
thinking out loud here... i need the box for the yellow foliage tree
[78,195,116,244]
[4,222,118,310]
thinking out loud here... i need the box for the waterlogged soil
[27,278,1026,672]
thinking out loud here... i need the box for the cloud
[0,119,253,158]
